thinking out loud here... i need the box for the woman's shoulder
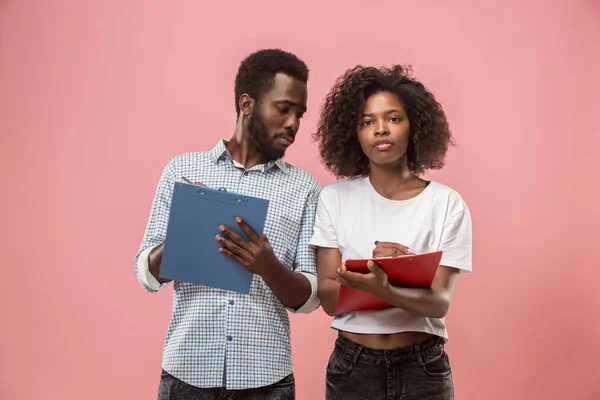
[319,177,367,201]
[428,181,470,213]
[322,176,367,193]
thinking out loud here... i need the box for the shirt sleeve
[135,245,167,291]
[134,158,177,292]
[286,182,321,314]
[439,206,473,272]
[308,186,338,248]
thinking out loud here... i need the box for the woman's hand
[372,241,413,258]
[335,261,390,296]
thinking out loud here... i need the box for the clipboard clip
[181,177,227,192]
[196,187,247,207]
[180,177,245,206]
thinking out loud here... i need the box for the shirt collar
[209,139,288,174]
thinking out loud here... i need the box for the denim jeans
[158,370,295,400]
[326,333,454,400]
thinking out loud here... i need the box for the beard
[246,109,288,162]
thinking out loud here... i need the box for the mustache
[274,131,295,139]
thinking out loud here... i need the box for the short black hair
[234,49,309,115]
[314,65,454,178]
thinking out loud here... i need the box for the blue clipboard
[160,182,270,294]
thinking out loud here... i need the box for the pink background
[1,1,599,399]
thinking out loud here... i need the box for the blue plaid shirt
[135,140,321,389]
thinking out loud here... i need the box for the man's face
[247,73,308,162]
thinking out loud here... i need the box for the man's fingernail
[408,248,413,253]
[218,225,225,231]
[236,217,242,223]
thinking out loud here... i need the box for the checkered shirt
[135,140,321,389]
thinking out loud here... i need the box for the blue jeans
[158,371,294,400]
[326,333,454,400]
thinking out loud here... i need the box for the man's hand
[372,241,413,258]
[216,217,280,277]
[335,261,390,297]
[181,177,206,187]
[148,242,171,283]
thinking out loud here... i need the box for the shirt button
[229,300,235,305]
[227,336,233,341]
[243,171,249,176]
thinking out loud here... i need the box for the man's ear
[239,94,255,116]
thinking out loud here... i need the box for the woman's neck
[368,160,426,200]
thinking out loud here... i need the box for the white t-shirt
[309,177,472,340]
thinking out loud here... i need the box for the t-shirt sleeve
[308,186,338,248]
[439,205,472,272]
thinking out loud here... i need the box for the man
[135,49,321,399]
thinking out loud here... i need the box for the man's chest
[186,165,306,267]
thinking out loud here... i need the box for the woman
[309,65,472,400]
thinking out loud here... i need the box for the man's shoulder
[170,150,211,164]
[164,151,212,170]
[281,162,321,190]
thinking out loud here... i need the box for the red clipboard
[334,251,443,315]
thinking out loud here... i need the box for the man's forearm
[260,262,311,309]
[148,242,171,284]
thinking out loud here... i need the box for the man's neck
[226,128,266,170]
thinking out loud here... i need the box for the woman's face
[357,91,411,167]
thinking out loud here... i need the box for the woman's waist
[339,330,434,350]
